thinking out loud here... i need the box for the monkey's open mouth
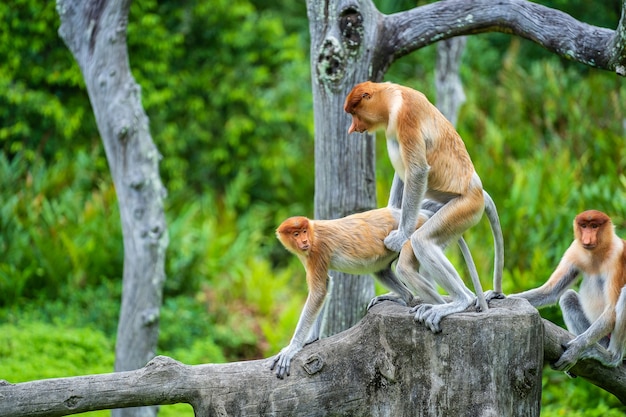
[301,245,310,250]
[582,244,596,250]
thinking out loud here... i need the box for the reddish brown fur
[570,210,626,305]
[276,208,432,293]
[344,81,476,203]
[276,216,312,253]
[278,209,396,269]
[271,208,432,378]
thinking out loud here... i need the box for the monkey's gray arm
[387,174,404,210]
[385,165,429,252]
[509,265,579,308]
[603,287,626,366]
[270,287,328,379]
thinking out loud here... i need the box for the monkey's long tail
[458,237,489,312]
[483,190,504,295]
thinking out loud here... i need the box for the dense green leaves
[127,0,313,208]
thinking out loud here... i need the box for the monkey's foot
[367,293,408,310]
[484,290,506,302]
[576,344,622,368]
[384,230,409,252]
[410,299,474,333]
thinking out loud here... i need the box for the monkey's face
[348,114,370,134]
[291,229,310,252]
[575,211,609,250]
[344,82,387,134]
[577,222,602,250]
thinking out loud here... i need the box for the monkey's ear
[362,92,371,99]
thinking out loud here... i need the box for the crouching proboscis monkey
[270,202,483,379]
[344,81,505,333]
[510,210,626,372]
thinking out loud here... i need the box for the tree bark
[307,0,381,337]
[0,299,555,417]
[4,300,626,416]
[435,37,467,127]
[56,2,168,417]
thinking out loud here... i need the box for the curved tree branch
[376,0,626,78]
[1,301,625,416]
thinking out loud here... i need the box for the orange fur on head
[276,216,312,254]
[344,81,391,134]
[343,81,375,114]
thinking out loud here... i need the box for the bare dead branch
[378,0,626,76]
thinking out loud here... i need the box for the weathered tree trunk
[0,299,555,417]
[307,0,381,337]
[56,2,167,417]
[435,37,467,127]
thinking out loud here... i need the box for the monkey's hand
[270,343,302,379]
[553,341,585,372]
[384,230,410,252]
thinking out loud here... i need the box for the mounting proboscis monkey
[510,210,626,371]
[270,202,484,378]
[344,81,504,332]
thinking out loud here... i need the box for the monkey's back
[315,208,399,275]
[398,85,476,195]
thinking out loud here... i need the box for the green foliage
[0,321,114,382]
[126,0,314,210]
[0,150,122,305]
[541,370,626,416]
[0,2,96,160]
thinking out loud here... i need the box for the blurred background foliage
[1,0,625,415]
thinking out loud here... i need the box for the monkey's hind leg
[395,243,446,305]
[559,289,610,348]
[409,230,477,333]
[368,266,414,310]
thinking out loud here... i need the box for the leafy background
[1,0,625,415]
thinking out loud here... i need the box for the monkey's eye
[592,224,599,229]
[293,232,300,237]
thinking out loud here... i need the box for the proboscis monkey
[510,210,626,371]
[344,81,504,332]
[270,203,482,378]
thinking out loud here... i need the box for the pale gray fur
[384,164,430,252]
[388,177,504,327]
[510,263,626,371]
[483,190,505,296]
[512,265,579,307]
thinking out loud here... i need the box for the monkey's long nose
[348,122,356,134]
